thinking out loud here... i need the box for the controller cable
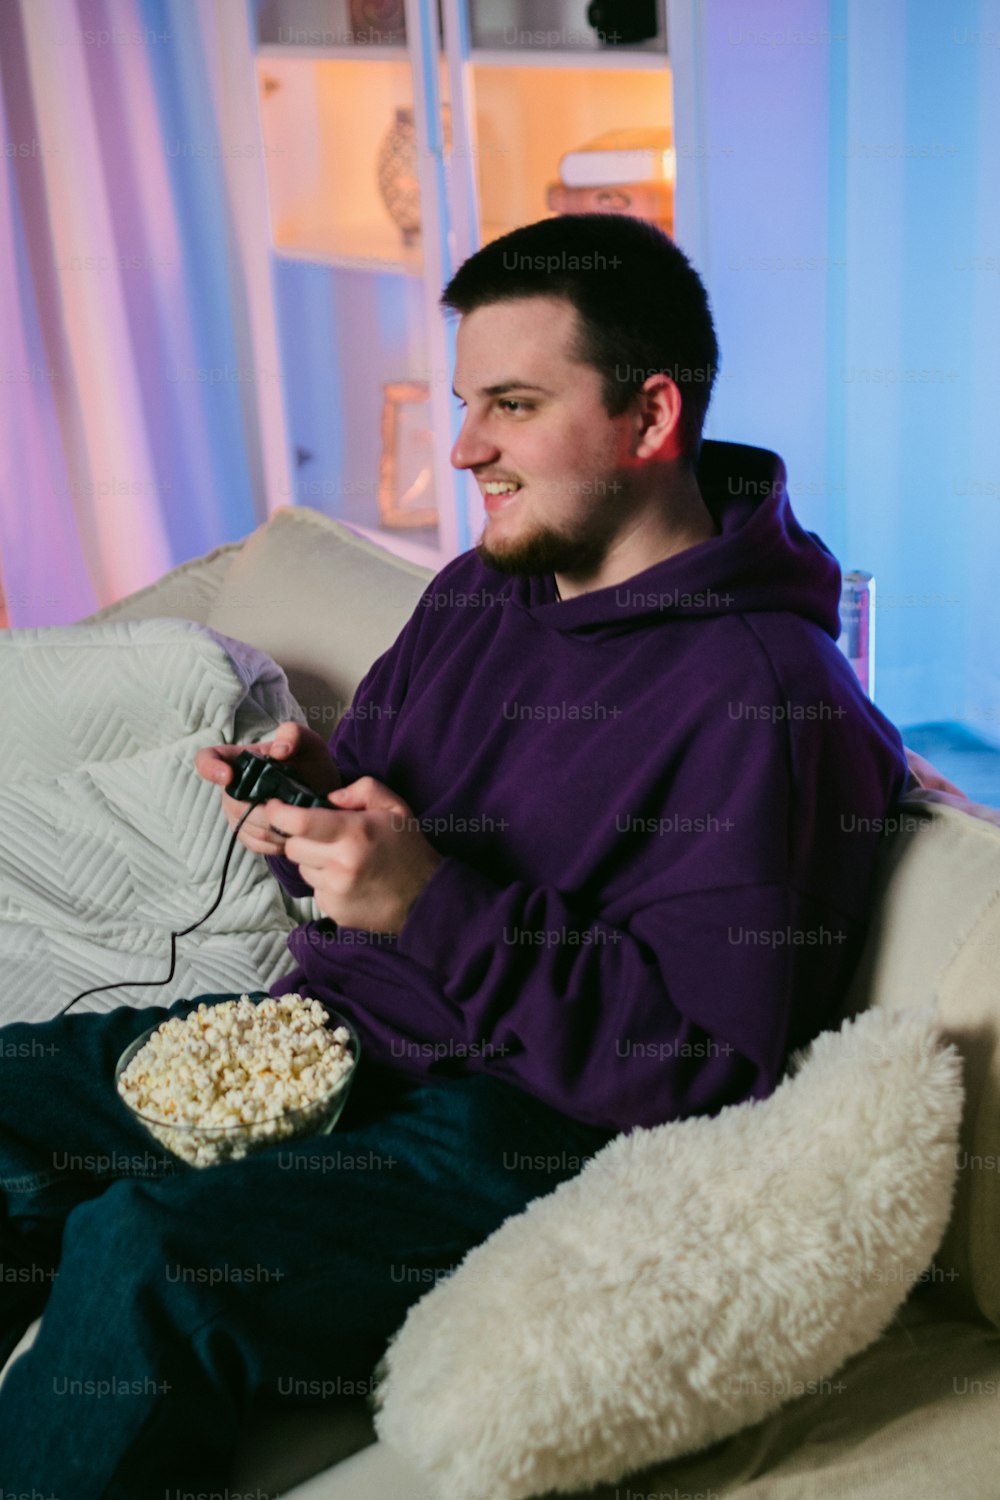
[56,804,257,1018]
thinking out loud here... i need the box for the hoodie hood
[503,441,843,641]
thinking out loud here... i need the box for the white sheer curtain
[0,0,287,626]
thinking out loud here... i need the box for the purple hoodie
[268,441,907,1131]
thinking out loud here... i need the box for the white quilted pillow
[373,1005,963,1500]
[0,618,310,1022]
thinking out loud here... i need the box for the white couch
[3,506,1000,1499]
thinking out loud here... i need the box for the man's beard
[475,516,611,580]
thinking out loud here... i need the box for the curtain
[0,0,286,626]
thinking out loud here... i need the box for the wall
[669,0,1000,736]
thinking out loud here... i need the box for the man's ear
[633,375,686,462]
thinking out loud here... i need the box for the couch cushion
[842,790,1000,1328]
[285,1298,1000,1500]
[204,508,434,732]
[373,1005,962,1500]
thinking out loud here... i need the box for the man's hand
[265,775,445,935]
[194,721,342,858]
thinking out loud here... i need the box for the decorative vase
[377,107,421,247]
[376,104,451,249]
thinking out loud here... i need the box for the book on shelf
[545,180,673,233]
[558,127,675,189]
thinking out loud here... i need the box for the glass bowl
[114,1001,360,1169]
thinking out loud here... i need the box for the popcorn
[116,994,355,1167]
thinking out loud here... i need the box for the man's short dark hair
[441,214,719,461]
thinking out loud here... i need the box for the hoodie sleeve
[265,582,436,903]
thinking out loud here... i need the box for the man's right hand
[194,721,343,858]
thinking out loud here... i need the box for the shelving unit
[247,0,674,569]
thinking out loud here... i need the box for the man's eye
[498,398,531,414]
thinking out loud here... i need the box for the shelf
[468,47,667,70]
[258,42,665,69]
[273,217,423,274]
[257,43,408,62]
[472,66,672,240]
[251,1,675,574]
[256,54,427,270]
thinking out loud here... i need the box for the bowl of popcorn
[115,994,359,1168]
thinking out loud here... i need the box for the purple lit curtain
[0,0,286,626]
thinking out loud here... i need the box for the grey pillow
[205,508,433,732]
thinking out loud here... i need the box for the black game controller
[224,750,332,809]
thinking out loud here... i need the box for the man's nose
[451,410,499,471]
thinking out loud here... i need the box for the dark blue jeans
[0,994,616,1498]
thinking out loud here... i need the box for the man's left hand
[265,776,445,935]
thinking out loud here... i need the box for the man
[0,215,907,1495]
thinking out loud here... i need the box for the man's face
[451,296,640,579]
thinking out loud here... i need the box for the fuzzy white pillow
[373,1006,963,1500]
